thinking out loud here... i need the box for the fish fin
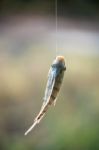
[53,98,57,106]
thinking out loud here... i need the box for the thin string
[55,0,58,56]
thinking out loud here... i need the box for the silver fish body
[44,62,66,105]
[25,56,66,135]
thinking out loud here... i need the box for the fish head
[53,56,66,70]
[52,56,66,77]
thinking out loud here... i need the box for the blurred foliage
[0,0,99,19]
[0,50,99,150]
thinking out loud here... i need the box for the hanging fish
[25,56,66,135]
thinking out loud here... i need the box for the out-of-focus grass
[0,48,99,150]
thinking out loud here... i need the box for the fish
[24,56,66,135]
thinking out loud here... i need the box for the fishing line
[55,0,58,56]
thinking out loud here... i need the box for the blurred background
[0,0,99,150]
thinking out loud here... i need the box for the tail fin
[24,112,45,136]
[24,120,38,136]
[24,100,50,136]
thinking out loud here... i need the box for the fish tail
[24,104,48,136]
[24,113,45,136]
[24,120,38,136]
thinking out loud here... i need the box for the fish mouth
[56,56,65,63]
